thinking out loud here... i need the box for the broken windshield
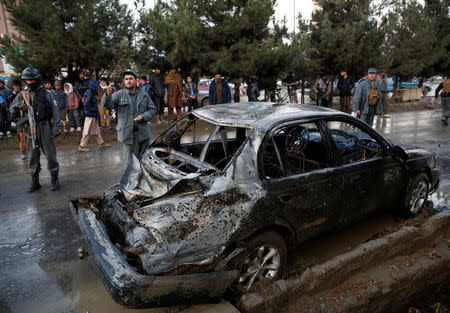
[152,113,251,173]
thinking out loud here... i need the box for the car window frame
[318,116,391,166]
[258,117,336,180]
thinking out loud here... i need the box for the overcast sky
[120,0,426,33]
[120,0,314,32]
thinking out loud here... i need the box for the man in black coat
[337,70,355,113]
[149,67,165,122]
[74,69,89,119]
[247,76,260,102]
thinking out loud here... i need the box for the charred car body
[70,102,441,307]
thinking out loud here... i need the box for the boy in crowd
[54,80,68,133]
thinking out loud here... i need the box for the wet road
[0,109,448,313]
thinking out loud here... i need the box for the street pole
[293,0,296,34]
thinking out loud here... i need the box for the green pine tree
[138,0,292,100]
[309,0,384,79]
[0,0,133,79]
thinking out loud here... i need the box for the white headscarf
[64,83,74,95]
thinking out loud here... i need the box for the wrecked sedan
[70,102,440,307]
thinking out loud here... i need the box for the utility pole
[293,0,296,34]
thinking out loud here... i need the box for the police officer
[11,67,60,191]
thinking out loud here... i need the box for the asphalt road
[0,109,448,313]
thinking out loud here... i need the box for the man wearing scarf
[78,80,111,152]
[164,67,183,121]
[95,77,110,128]
[209,73,231,105]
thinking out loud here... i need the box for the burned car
[70,102,440,307]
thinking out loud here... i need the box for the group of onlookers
[308,68,390,127]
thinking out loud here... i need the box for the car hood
[119,153,202,202]
[404,147,434,159]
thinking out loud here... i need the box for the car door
[259,120,345,243]
[321,117,404,224]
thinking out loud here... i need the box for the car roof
[192,102,348,131]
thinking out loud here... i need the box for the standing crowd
[1,64,447,193]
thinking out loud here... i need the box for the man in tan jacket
[165,68,183,121]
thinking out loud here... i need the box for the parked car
[386,77,431,93]
[70,102,441,308]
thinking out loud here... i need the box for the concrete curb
[238,211,450,312]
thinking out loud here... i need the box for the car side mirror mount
[388,145,408,160]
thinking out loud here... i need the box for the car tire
[400,173,429,217]
[201,97,209,107]
[230,231,287,292]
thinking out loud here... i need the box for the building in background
[0,2,18,77]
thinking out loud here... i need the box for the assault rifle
[21,91,38,149]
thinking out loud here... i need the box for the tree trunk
[301,81,305,104]
[67,64,74,83]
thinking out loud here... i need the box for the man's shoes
[28,175,41,192]
[442,118,448,126]
[78,146,90,152]
[76,127,82,132]
[0,132,3,139]
[50,172,59,191]
[63,127,68,133]
[69,127,75,132]
[99,142,112,149]
[6,131,11,138]
[21,154,26,160]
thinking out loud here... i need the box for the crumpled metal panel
[119,152,201,202]
[118,132,266,275]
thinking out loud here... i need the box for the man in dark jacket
[53,80,68,133]
[8,80,27,158]
[74,69,89,119]
[10,67,60,191]
[0,78,11,139]
[209,73,231,105]
[282,70,300,103]
[149,67,165,122]
[184,75,198,112]
[337,70,355,113]
[247,76,260,102]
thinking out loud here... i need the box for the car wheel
[401,173,429,217]
[201,97,209,107]
[230,231,286,291]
